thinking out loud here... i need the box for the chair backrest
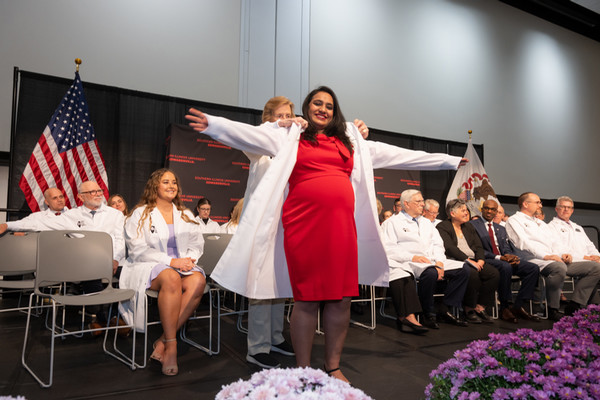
[582,225,599,249]
[198,233,233,275]
[35,230,113,291]
[0,232,39,276]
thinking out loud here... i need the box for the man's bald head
[43,188,66,212]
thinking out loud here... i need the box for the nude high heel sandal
[161,338,178,376]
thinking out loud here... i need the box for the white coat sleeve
[111,212,126,263]
[204,115,290,157]
[366,139,461,171]
[125,210,172,266]
[430,228,448,265]
[6,213,45,231]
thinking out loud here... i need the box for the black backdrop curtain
[9,70,482,221]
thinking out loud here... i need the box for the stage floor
[1,297,555,399]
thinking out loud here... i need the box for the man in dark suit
[470,199,540,323]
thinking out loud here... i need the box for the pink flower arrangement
[425,304,600,399]
[215,367,373,400]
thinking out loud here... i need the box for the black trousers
[486,258,538,309]
[463,262,500,308]
[418,265,470,315]
[388,275,422,319]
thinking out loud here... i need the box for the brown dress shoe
[501,308,518,323]
[511,306,541,322]
[88,321,104,337]
[109,316,132,337]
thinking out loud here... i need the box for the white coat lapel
[150,207,169,253]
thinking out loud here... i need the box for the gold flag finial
[74,58,82,72]
[468,130,472,140]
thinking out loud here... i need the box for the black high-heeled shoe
[396,318,429,335]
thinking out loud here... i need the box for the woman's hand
[354,119,369,139]
[466,258,483,271]
[185,108,209,132]
[278,117,308,130]
[170,257,197,272]
[459,158,469,167]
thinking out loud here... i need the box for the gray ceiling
[500,0,600,42]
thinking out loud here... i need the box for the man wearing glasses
[1,181,125,278]
[422,199,442,226]
[547,196,600,314]
[470,199,539,323]
[506,192,600,321]
[1,181,126,331]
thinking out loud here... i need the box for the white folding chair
[0,232,39,314]
[181,233,232,354]
[131,233,231,368]
[21,230,136,388]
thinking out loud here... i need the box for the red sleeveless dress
[282,134,358,301]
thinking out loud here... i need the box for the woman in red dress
[284,87,357,382]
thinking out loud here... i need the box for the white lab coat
[119,204,204,331]
[548,217,600,262]
[203,115,461,299]
[381,212,463,281]
[6,207,68,231]
[505,211,559,269]
[195,216,222,234]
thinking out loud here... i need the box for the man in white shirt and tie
[506,192,600,321]
[547,195,600,314]
[0,188,68,232]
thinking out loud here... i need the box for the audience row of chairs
[0,230,233,388]
[2,225,599,386]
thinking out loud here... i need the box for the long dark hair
[301,86,353,154]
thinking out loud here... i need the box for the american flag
[18,72,109,211]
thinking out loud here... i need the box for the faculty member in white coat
[382,189,470,330]
[119,168,206,376]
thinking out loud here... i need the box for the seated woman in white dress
[119,168,206,376]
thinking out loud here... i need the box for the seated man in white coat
[1,181,126,328]
[547,195,600,314]
[0,187,68,233]
[506,192,600,321]
[422,199,442,226]
[382,189,470,329]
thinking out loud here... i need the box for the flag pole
[75,58,82,72]
[468,129,472,140]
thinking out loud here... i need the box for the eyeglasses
[424,210,439,216]
[411,199,425,204]
[481,207,497,211]
[527,200,542,206]
[557,205,574,210]
[80,189,103,196]
[199,207,211,211]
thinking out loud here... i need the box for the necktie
[488,222,500,255]
[90,210,96,219]
[55,212,61,216]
